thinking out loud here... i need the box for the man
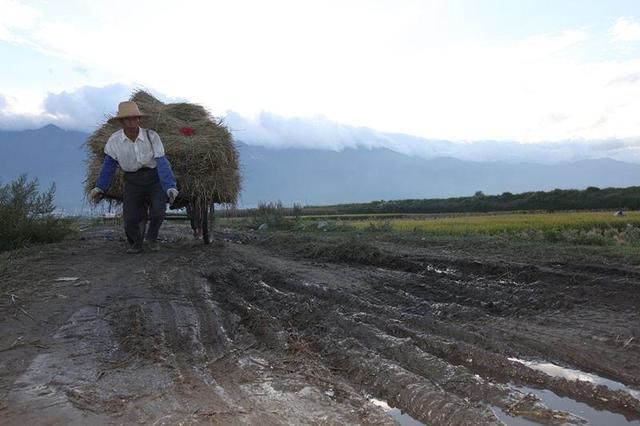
[90,101,179,253]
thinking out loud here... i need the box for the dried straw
[84,90,241,209]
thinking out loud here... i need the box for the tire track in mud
[206,243,640,425]
[5,225,638,424]
[282,252,639,392]
[205,269,500,425]
[1,228,399,425]
[107,250,395,425]
[357,266,640,390]
[205,264,557,423]
[301,241,640,386]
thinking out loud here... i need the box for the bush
[252,200,294,229]
[0,175,72,251]
[364,220,393,232]
[256,200,285,224]
[569,229,609,246]
[292,203,303,220]
[542,229,562,242]
[619,224,640,246]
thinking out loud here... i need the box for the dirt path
[1,223,639,425]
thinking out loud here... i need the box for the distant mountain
[0,125,89,213]
[237,143,640,206]
[1,124,640,211]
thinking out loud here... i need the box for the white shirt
[104,127,166,172]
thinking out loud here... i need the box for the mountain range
[1,124,640,213]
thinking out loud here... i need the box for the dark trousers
[123,168,166,247]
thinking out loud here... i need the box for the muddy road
[1,222,639,425]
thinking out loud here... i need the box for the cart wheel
[202,205,210,245]
[140,219,147,241]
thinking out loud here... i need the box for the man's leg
[139,197,149,240]
[145,181,166,243]
[123,181,145,249]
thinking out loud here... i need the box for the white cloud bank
[227,109,640,164]
[3,83,640,164]
[0,84,183,131]
[0,83,134,130]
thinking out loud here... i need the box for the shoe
[126,245,143,254]
[148,241,160,252]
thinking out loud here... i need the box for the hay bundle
[84,90,241,208]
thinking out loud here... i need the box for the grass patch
[302,238,410,269]
[0,175,74,252]
[349,211,640,246]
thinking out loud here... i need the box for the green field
[220,204,640,246]
[348,210,640,240]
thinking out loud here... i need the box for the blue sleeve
[96,154,118,191]
[156,156,177,193]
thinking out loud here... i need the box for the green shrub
[292,203,303,220]
[0,175,72,251]
[252,200,296,230]
[542,229,562,242]
[364,220,393,232]
[620,224,640,246]
[569,229,609,246]
[255,200,285,224]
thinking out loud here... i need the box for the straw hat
[108,101,148,123]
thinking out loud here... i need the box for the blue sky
[1,0,640,146]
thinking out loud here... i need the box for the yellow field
[350,211,640,235]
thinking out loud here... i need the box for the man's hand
[167,188,179,204]
[90,187,104,204]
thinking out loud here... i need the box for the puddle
[369,398,425,426]
[516,385,640,426]
[490,405,544,426]
[509,358,640,400]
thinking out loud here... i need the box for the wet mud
[0,223,639,425]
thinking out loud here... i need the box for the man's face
[121,117,140,131]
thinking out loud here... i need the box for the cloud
[612,17,640,42]
[607,71,640,86]
[520,29,590,57]
[0,0,40,43]
[226,110,640,164]
[0,92,52,129]
[3,85,640,164]
[0,1,637,145]
[73,66,88,76]
[0,83,181,131]
[226,111,392,151]
[0,109,50,130]
[0,2,632,143]
[42,83,136,130]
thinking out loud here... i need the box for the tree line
[302,186,640,215]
